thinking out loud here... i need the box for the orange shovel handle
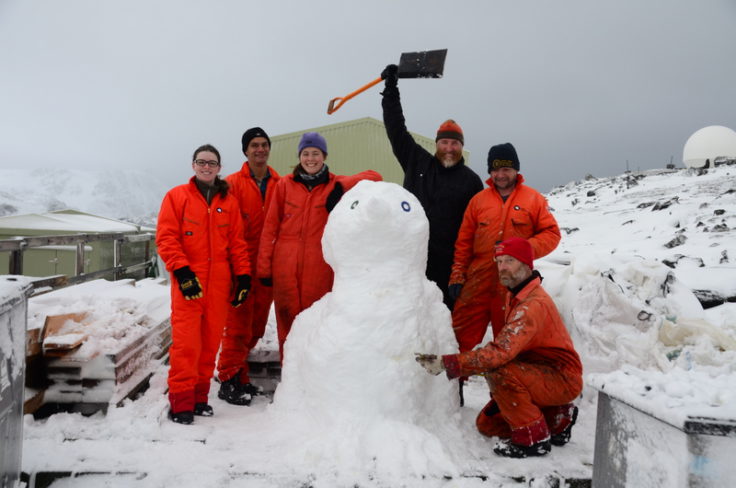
[327,76,383,114]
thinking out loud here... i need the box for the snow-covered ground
[15,164,736,487]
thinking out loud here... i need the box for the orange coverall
[450,174,561,352]
[442,275,582,445]
[156,177,251,413]
[217,163,281,384]
[257,170,382,356]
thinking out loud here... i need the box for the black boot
[242,382,264,396]
[168,410,194,425]
[551,405,578,446]
[194,402,214,416]
[218,376,252,406]
[493,439,551,458]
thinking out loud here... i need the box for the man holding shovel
[380,63,483,310]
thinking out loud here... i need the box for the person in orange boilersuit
[156,144,251,424]
[449,143,561,353]
[417,237,582,458]
[216,128,281,406]
[257,132,381,359]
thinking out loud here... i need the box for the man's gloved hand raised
[173,266,203,300]
[448,283,463,301]
[415,353,446,376]
[231,274,252,307]
[325,182,343,213]
[381,64,399,88]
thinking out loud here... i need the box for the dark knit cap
[435,119,464,145]
[241,127,271,153]
[487,142,520,173]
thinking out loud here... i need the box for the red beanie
[436,119,464,145]
[495,237,534,269]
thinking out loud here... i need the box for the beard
[499,267,528,288]
[437,150,462,168]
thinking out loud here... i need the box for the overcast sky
[2,0,735,193]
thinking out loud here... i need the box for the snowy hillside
[16,164,736,487]
[0,168,169,225]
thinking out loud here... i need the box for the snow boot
[168,409,194,425]
[493,439,551,458]
[242,382,264,396]
[218,376,252,406]
[493,417,551,458]
[194,403,214,417]
[550,405,578,446]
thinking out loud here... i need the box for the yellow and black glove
[231,274,252,307]
[173,266,203,300]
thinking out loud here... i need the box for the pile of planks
[25,304,171,416]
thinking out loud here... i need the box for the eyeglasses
[194,159,220,168]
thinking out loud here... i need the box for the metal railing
[0,232,157,290]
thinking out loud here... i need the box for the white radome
[682,125,736,168]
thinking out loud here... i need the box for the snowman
[271,180,464,479]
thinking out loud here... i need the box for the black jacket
[382,85,484,307]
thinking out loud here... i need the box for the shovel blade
[398,49,447,79]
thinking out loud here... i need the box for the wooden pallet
[247,349,281,395]
[35,317,171,416]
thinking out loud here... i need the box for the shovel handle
[327,76,383,114]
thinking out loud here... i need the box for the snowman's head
[322,180,428,274]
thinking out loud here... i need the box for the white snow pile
[15,164,736,486]
[27,278,171,358]
[541,165,736,424]
[269,181,466,482]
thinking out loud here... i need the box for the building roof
[0,209,149,236]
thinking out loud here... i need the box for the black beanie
[241,127,271,153]
[487,143,520,173]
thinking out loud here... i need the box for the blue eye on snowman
[349,199,411,212]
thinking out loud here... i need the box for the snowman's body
[272,181,463,478]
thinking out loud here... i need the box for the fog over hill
[0,168,168,226]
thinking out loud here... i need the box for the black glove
[325,183,344,213]
[173,266,203,300]
[448,283,463,301]
[231,274,251,307]
[381,64,399,88]
[259,277,273,287]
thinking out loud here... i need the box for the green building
[0,209,154,278]
[267,117,470,182]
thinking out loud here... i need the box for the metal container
[0,276,33,488]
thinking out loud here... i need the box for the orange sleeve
[155,190,189,273]
[449,194,480,284]
[528,195,561,259]
[256,178,285,279]
[226,197,251,277]
[454,300,539,375]
[336,170,382,191]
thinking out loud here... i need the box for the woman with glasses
[257,132,381,360]
[156,144,252,424]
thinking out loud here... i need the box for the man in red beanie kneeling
[415,237,582,458]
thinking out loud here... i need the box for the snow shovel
[327,49,448,115]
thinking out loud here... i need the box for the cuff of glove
[236,274,252,287]
[442,354,462,380]
[173,266,195,282]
